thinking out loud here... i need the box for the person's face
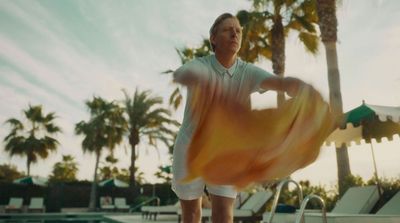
[211,18,242,55]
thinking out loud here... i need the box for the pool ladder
[267,179,303,223]
[295,194,327,223]
[266,179,327,223]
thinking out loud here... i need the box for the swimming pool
[0,219,110,223]
[0,213,120,223]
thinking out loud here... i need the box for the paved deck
[105,214,179,223]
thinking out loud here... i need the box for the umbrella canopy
[13,176,48,186]
[98,178,129,188]
[326,102,400,147]
[161,165,172,174]
[325,102,400,197]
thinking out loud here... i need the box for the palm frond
[4,118,24,130]
[298,31,319,54]
[169,87,183,110]
[4,104,62,174]
[292,14,316,32]
[161,69,174,74]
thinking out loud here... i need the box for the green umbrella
[326,101,400,196]
[13,176,48,186]
[161,165,172,174]
[326,102,400,145]
[345,103,400,142]
[98,178,129,188]
[345,103,376,125]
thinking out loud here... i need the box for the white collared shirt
[210,54,238,77]
[173,54,273,148]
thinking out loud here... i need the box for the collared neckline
[211,54,238,77]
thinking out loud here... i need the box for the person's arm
[173,70,199,86]
[173,60,205,86]
[260,76,308,97]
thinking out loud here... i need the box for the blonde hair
[209,13,237,51]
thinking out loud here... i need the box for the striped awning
[325,102,400,147]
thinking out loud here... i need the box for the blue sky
[0,0,399,187]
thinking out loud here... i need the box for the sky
[0,0,399,189]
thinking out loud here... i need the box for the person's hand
[285,77,308,98]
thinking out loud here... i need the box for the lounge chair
[142,201,180,220]
[290,190,400,223]
[28,197,45,213]
[376,191,400,215]
[177,190,273,222]
[230,190,274,222]
[331,185,379,214]
[5,197,23,213]
[114,197,130,212]
[142,192,250,220]
[234,191,250,208]
[100,196,115,212]
[263,185,380,223]
[146,192,249,221]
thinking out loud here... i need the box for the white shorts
[171,132,237,200]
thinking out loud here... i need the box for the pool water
[0,212,118,223]
[0,220,108,223]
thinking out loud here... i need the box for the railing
[266,179,303,223]
[295,194,327,223]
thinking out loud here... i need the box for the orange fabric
[182,85,335,189]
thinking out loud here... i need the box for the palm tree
[75,96,127,210]
[247,0,319,106]
[316,0,351,196]
[237,10,272,63]
[49,155,78,182]
[3,105,61,176]
[122,88,179,188]
[98,155,119,181]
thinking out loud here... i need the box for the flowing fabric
[182,84,336,189]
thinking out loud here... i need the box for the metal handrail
[295,194,327,223]
[267,179,303,223]
[129,196,160,212]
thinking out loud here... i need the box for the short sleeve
[173,58,208,84]
[247,63,274,93]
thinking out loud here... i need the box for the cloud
[0,0,399,185]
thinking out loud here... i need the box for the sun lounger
[331,185,379,214]
[114,197,130,212]
[100,196,115,212]
[234,191,250,208]
[290,191,400,223]
[142,192,250,220]
[376,191,400,215]
[28,197,45,213]
[177,190,273,222]
[142,201,180,220]
[263,185,380,223]
[5,197,23,213]
[231,190,274,222]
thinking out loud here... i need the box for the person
[172,13,311,223]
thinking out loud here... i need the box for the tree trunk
[271,15,286,107]
[317,0,352,196]
[129,143,137,189]
[129,130,139,189]
[88,149,101,211]
[26,157,31,176]
[323,41,351,196]
[336,144,351,195]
